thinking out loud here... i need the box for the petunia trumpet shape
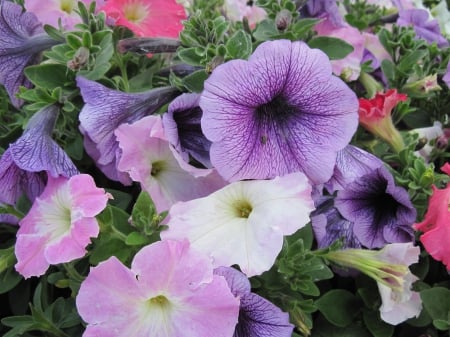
[161,171,314,276]
[76,240,240,337]
[215,266,294,337]
[334,166,416,248]
[200,39,358,184]
[115,115,226,213]
[77,76,179,184]
[413,163,450,269]
[15,174,110,278]
[324,242,422,325]
[0,1,59,107]
[99,0,187,38]
[358,89,407,152]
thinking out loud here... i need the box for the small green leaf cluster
[343,0,390,31]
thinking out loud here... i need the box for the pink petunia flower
[222,0,267,28]
[358,89,407,152]
[76,239,240,337]
[413,163,450,269]
[161,172,314,276]
[15,174,111,278]
[99,0,187,38]
[115,115,227,213]
[24,0,103,30]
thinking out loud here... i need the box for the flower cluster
[0,0,449,337]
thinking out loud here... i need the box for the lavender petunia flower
[0,1,58,107]
[397,9,449,48]
[162,93,212,168]
[303,0,345,27]
[215,266,294,337]
[9,104,78,178]
[311,195,362,249]
[335,166,416,248]
[200,40,358,184]
[325,145,385,193]
[77,76,180,184]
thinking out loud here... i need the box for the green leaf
[178,47,204,66]
[226,30,252,60]
[90,236,133,265]
[363,309,394,337]
[181,69,209,92]
[131,191,156,230]
[125,232,151,246]
[397,49,428,74]
[421,287,450,328]
[308,36,354,60]
[0,267,21,294]
[291,18,319,39]
[315,289,361,327]
[381,59,395,82]
[24,64,70,90]
[253,19,279,41]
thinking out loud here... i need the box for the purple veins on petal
[0,1,58,107]
[215,266,294,337]
[163,93,212,168]
[77,76,180,184]
[9,104,79,178]
[334,166,416,249]
[200,39,358,184]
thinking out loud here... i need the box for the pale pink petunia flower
[76,239,240,337]
[223,0,267,28]
[377,243,422,325]
[24,0,103,30]
[15,174,111,278]
[115,115,227,213]
[161,172,314,276]
[99,0,187,38]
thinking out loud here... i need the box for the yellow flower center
[123,1,149,23]
[151,161,166,177]
[59,0,75,14]
[233,200,253,218]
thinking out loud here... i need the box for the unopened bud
[403,74,441,97]
[276,9,292,31]
[67,46,90,71]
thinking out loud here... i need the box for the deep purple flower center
[173,107,204,148]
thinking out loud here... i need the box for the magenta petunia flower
[0,1,58,107]
[15,174,110,278]
[215,266,294,337]
[115,115,226,213]
[77,76,179,184]
[162,93,212,168]
[161,172,314,276]
[76,240,240,337]
[200,39,358,184]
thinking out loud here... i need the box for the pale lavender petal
[163,93,212,167]
[0,1,57,107]
[77,76,179,183]
[200,40,358,183]
[335,167,416,248]
[9,105,78,178]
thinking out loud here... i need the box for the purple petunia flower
[325,145,385,193]
[0,1,59,107]
[162,93,212,168]
[303,0,345,27]
[77,76,180,184]
[334,166,416,248]
[214,266,294,337]
[397,9,449,48]
[311,195,362,249]
[200,40,358,184]
[0,104,78,211]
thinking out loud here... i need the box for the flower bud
[276,9,292,31]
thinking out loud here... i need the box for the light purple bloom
[304,0,345,27]
[77,76,180,184]
[115,115,227,213]
[335,166,416,248]
[200,40,358,184]
[9,104,78,178]
[325,145,385,193]
[397,9,449,48]
[0,1,58,107]
[162,93,212,168]
[76,240,240,337]
[215,266,294,337]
